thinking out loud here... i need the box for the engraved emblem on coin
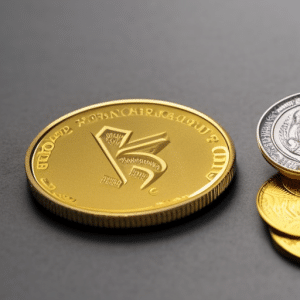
[257,174,300,236]
[93,126,170,190]
[26,100,235,227]
[257,94,300,174]
[279,110,300,155]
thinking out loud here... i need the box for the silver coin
[257,93,300,178]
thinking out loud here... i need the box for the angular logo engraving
[93,126,170,189]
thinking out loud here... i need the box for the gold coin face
[257,174,300,236]
[25,100,235,228]
[270,227,300,260]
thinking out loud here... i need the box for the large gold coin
[25,100,235,228]
[269,227,300,261]
[257,174,300,236]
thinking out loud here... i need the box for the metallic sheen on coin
[270,227,300,260]
[257,174,300,236]
[25,100,235,228]
[257,93,300,179]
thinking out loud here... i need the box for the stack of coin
[25,100,236,228]
[257,93,300,260]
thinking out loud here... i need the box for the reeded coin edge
[27,164,235,228]
[257,93,300,178]
[25,99,236,228]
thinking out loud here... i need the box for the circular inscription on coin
[257,174,300,236]
[25,100,235,228]
[270,227,300,260]
[257,93,300,178]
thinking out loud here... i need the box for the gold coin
[257,173,300,236]
[25,100,235,228]
[281,174,300,196]
[269,227,300,261]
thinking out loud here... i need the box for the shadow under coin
[26,169,238,244]
[260,219,300,268]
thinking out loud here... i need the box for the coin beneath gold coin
[257,93,300,179]
[270,227,300,261]
[257,174,300,236]
[25,100,235,228]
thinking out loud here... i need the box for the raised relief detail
[206,146,229,181]
[265,190,300,224]
[36,126,73,170]
[279,110,300,155]
[41,178,76,202]
[93,126,170,189]
[100,175,122,188]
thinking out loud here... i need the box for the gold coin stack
[257,93,300,261]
